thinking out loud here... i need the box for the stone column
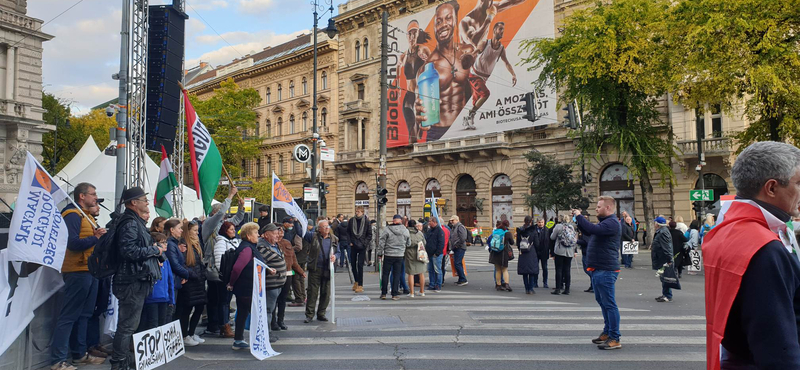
[357,118,363,150]
[5,46,14,100]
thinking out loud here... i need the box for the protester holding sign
[228,222,272,350]
[50,182,107,370]
[620,216,635,269]
[110,187,167,370]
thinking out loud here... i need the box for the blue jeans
[51,272,99,364]
[521,274,535,291]
[662,284,672,300]
[453,248,467,283]
[427,254,443,289]
[266,287,281,324]
[621,254,633,268]
[591,270,621,341]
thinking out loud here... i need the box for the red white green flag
[154,145,179,218]
[183,89,222,214]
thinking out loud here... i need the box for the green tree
[525,151,591,219]
[520,0,677,245]
[189,78,262,178]
[667,0,800,149]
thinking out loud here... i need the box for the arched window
[277,84,282,100]
[363,38,369,59]
[600,163,635,218]
[302,77,308,95]
[302,111,308,131]
[278,155,284,175]
[267,156,272,176]
[321,71,328,89]
[255,122,260,137]
[265,119,271,137]
[289,80,295,97]
[289,114,295,134]
[397,181,411,218]
[321,108,327,127]
[277,117,283,136]
[256,158,262,178]
[492,174,513,227]
[425,179,442,219]
[355,181,370,215]
[266,87,271,104]
[355,41,361,62]
[456,175,477,227]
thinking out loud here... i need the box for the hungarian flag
[154,145,179,218]
[183,89,222,214]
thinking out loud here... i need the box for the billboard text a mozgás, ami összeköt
[386,0,556,148]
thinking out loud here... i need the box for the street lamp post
[311,0,337,218]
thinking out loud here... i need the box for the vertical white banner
[161,320,185,363]
[250,259,279,360]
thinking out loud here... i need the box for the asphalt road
[86,247,707,370]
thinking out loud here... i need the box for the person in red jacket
[704,141,800,369]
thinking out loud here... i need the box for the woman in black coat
[489,220,515,292]
[177,221,207,346]
[668,221,689,278]
[516,216,539,294]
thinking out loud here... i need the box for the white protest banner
[0,249,64,356]
[133,326,166,370]
[102,291,118,337]
[250,259,279,360]
[161,320,185,363]
[621,241,639,255]
[688,250,702,272]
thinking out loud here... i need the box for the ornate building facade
[0,0,52,211]
[333,0,748,228]
[187,32,340,216]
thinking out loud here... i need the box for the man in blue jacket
[574,195,622,350]
[425,217,445,292]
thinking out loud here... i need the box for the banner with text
[133,320,184,370]
[0,249,65,357]
[251,259,280,360]
[272,172,307,234]
[386,0,556,147]
[621,241,639,255]
[7,152,71,271]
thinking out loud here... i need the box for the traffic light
[692,201,700,214]
[564,102,577,129]
[318,182,330,195]
[522,92,537,122]
[376,186,388,207]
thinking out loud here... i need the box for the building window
[600,163,635,219]
[266,87,271,104]
[289,80,295,98]
[302,77,308,95]
[302,111,308,131]
[355,41,361,62]
[456,175,477,228]
[277,117,283,136]
[290,114,295,134]
[492,174,513,227]
[322,71,327,89]
[363,38,369,59]
[266,119,271,137]
[278,84,282,101]
[321,108,327,127]
[357,83,365,100]
[711,104,722,138]
[267,156,272,176]
[360,120,366,149]
[397,180,411,218]
[355,181,370,215]
[256,158,262,178]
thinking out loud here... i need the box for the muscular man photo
[400,20,431,144]
[464,22,517,129]
[460,0,526,49]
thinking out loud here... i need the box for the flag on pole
[7,152,71,271]
[154,145,180,218]
[271,172,308,233]
[183,89,222,214]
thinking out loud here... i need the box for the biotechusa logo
[386,27,403,143]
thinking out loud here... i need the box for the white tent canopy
[54,137,205,227]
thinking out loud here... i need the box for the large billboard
[386,0,556,147]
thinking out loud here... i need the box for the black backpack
[87,212,121,279]
[219,247,239,285]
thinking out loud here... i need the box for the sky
[28,0,336,114]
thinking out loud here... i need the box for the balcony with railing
[341,100,371,118]
[411,132,512,162]
[335,149,379,171]
[677,137,732,159]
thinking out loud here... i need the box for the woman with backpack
[177,221,207,346]
[209,221,239,338]
[516,216,538,294]
[489,220,515,292]
[550,215,577,295]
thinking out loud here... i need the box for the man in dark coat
[347,207,372,293]
[651,217,674,302]
[336,217,351,268]
[531,219,550,288]
[516,216,539,294]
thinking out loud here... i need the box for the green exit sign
[690,189,714,202]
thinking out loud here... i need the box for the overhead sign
[304,187,319,202]
[293,144,311,163]
[386,0,556,147]
[690,189,714,201]
[320,147,335,161]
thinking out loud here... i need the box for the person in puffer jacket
[139,233,175,331]
[379,215,411,300]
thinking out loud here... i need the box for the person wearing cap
[281,217,305,307]
[447,215,469,286]
[651,216,674,302]
[379,215,411,300]
[256,223,287,343]
[110,187,167,370]
[50,183,108,370]
[304,219,338,322]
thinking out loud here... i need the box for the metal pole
[52,116,57,174]
[311,1,320,218]
[376,11,388,271]
[696,114,705,221]
[115,0,130,208]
